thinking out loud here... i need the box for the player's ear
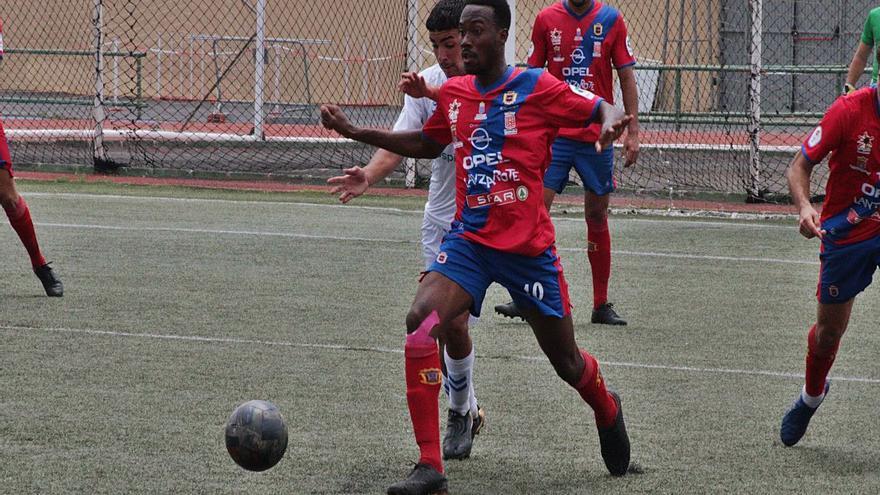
[498,28,509,45]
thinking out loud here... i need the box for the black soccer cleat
[494,300,524,320]
[387,463,448,495]
[442,405,485,460]
[34,262,63,297]
[591,303,626,325]
[597,391,631,476]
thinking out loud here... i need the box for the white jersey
[392,64,455,229]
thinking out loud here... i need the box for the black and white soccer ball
[224,400,288,471]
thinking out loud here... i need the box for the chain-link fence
[0,1,874,198]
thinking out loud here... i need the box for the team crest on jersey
[419,368,443,385]
[592,41,602,58]
[857,131,874,154]
[807,126,822,148]
[516,186,529,201]
[448,99,461,123]
[504,112,517,136]
[593,23,604,37]
[571,48,586,64]
[475,101,488,121]
[550,28,564,62]
[574,28,584,42]
[502,91,518,106]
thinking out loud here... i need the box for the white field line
[32,221,818,266]
[23,192,795,227]
[1,324,876,384]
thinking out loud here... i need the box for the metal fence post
[253,0,266,141]
[93,0,108,169]
[748,0,763,200]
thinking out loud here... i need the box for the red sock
[586,218,611,309]
[404,313,443,473]
[573,349,618,428]
[4,196,46,268]
[805,324,838,397]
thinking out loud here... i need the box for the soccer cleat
[442,405,485,460]
[494,300,524,320]
[386,463,448,495]
[34,262,63,297]
[597,391,630,476]
[591,303,626,326]
[780,381,830,447]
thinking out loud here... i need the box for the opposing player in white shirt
[326,0,484,462]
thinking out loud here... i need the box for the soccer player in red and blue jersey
[495,0,639,325]
[0,19,63,297]
[779,80,880,446]
[321,1,632,492]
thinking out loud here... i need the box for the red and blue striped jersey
[422,67,604,256]
[802,87,880,245]
[528,1,635,143]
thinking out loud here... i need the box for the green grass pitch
[2,180,880,493]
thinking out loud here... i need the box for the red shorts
[0,121,13,177]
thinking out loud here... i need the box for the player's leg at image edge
[781,322,840,446]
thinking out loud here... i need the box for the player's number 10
[524,282,545,301]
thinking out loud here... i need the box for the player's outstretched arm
[327,149,404,203]
[594,102,633,153]
[398,73,440,102]
[321,104,445,159]
[786,152,824,239]
[845,41,872,92]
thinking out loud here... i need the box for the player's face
[569,0,590,8]
[459,5,507,75]
[428,29,464,77]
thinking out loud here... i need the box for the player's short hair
[426,0,467,32]
[464,0,512,30]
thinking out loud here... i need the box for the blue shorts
[427,231,572,318]
[543,137,615,195]
[817,236,880,303]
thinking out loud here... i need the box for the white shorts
[421,216,479,327]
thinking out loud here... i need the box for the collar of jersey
[563,0,597,20]
[475,65,515,95]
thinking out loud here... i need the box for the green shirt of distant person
[845,7,880,93]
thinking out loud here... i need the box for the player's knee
[585,205,608,225]
[0,190,19,211]
[549,352,583,385]
[405,303,435,335]
[814,323,845,352]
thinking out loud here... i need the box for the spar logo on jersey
[857,131,874,155]
[466,188,517,208]
[807,126,822,148]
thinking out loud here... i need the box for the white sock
[444,346,477,416]
[801,384,826,408]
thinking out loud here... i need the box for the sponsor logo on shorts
[419,368,443,385]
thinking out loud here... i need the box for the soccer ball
[224,400,288,471]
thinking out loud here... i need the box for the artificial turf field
[2,180,880,494]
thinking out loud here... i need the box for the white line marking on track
[33,221,817,266]
[2,324,875,384]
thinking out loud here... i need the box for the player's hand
[596,114,633,153]
[398,72,440,101]
[327,166,370,203]
[797,205,825,239]
[623,131,639,167]
[320,104,355,137]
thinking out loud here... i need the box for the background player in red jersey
[495,0,639,325]
[322,1,633,492]
[779,70,880,446]
[0,20,63,297]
